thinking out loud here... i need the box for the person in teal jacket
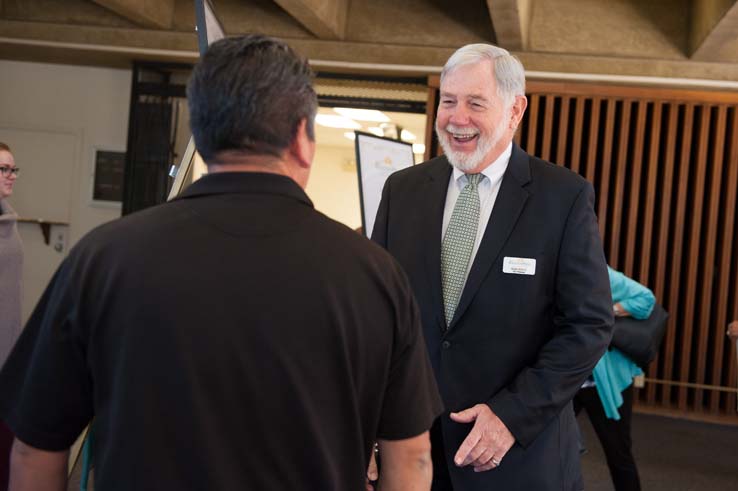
[574,266,655,491]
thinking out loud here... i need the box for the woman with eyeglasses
[0,141,21,491]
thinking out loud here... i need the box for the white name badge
[503,256,536,275]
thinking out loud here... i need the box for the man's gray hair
[441,43,526,107]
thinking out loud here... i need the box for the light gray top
[0,199,23,367]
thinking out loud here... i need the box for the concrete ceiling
[2,0,738,84]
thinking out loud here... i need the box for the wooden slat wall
[426,76,738,421]
[718,111,738,414]
[647,104,677,405]
[609,101,631,266]
[664,104,693,407]
[637,100,660,388]
[521,83,738,420]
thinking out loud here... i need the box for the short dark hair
[187,34,317,162]
[0,142,10,153]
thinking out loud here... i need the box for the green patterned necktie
[441,173,483,328]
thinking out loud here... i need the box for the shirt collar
[174,171,314,208]
[452,142,513,184]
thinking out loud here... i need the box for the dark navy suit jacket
[372,144,614,490]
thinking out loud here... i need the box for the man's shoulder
[70,201,182,258]
[309,210,412,281]
[309,209,401,260]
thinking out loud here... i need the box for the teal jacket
[592,267,655,420]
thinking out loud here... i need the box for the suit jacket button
[442,340,451,349]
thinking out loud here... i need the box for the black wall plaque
[93,150,125,202]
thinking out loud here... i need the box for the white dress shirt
[442,142,512,276]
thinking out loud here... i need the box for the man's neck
[207,151,285,174]
[205,151,308,188]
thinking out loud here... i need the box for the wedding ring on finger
[491,457,501,466]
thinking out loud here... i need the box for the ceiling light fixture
[315,114,362,129]
[412,143,426,155]
[333,107,390,122]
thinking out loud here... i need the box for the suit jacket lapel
[449,145,532,329]
[421,158,453,332]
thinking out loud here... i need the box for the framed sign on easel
[354,131,415,238]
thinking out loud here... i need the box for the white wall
[306,145,363,231]
[0,60,389,323]
[0,60,131,321]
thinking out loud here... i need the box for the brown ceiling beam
[691,0,738,61]
[271,0,348,40]
[4,19,738,83]
[90,0,175,29]
[486,0,531,50]
[0,19,197,52]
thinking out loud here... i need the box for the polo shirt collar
[174,171,313,207]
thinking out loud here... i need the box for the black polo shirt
[0,172,442,490]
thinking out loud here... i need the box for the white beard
[435,119,507,172]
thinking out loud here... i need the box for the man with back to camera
[372,43,614,490]
[0,35,443,490]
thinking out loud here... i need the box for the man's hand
[365,445,378,491]
[613,302,631,317]
[450,404,515,473]
[727,321,738,343]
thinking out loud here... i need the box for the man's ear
[509,95,528,131]
[289,118,315,170]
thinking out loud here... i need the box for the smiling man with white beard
[372,43,614,491]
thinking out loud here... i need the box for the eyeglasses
[0,166,20,177]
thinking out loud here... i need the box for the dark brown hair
[187,34,317,162]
